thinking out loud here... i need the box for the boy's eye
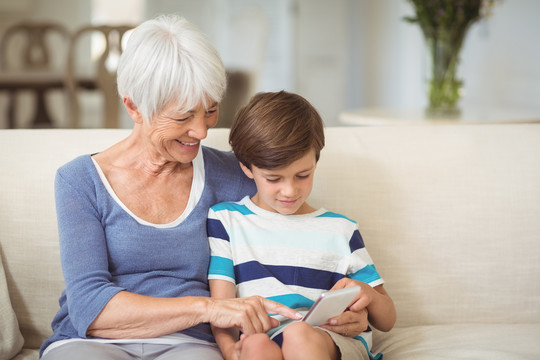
[297,174,310,179]
[266,178,279,183]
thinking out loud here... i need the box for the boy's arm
[210,279,240,360]
[334,227,396,332]
[363,283,396,332]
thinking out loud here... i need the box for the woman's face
[144,100,219,164]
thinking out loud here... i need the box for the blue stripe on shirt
[209,256,235,280]
[211,202,255,215]
[317,211,356,224]
[235,261,344,289]
[349,230,365,251]
[267,293,314,309]
[207,218,229,241]
[348,264,380,284]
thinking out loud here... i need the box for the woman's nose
[188,114,209,140]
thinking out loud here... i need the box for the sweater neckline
[89,149,205,228]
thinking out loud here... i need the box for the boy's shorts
[322,329,371,360]
[271,325,371,360]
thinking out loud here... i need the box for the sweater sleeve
[207,206,236,284]
[55,165,125,338]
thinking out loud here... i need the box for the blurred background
[0,0,539,129]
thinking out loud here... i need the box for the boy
[208,91,396,360]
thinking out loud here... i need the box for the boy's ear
[239,162,254,179]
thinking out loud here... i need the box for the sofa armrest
[0,250,24,359]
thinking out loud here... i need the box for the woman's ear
[123,96,144,124]
[239,162,254,179]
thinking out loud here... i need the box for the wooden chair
[0,21,69,70]
[217,70,252,128]
[65,24,135,128]
[0,21,69,128]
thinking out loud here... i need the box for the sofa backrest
[313,125,540,327]
[1,125,539,351]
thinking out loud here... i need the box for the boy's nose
[281,180,297,197]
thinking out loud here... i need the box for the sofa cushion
[372,324,540,360]
[11,348,38,360]
[0,253,24,359]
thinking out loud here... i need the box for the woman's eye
[168,114,191,122]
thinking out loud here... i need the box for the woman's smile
[176,139,200,147]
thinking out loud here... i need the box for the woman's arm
[87,292,210,338]
[88,285,301,340]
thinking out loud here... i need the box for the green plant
[404,0,499,114]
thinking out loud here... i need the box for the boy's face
[240,149,317,215]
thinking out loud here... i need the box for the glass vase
[424,29,467,118]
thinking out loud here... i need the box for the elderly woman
[40,14,367,360]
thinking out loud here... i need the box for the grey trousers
[40,341,223,360]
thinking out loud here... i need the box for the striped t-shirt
[207,196,384,355]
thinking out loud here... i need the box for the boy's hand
[321,278,371,337]
[234,334,247,360]
[321,308,369,337]
[329,277,397,333]
[330,277,372,310]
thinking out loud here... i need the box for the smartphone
[302,286,361,326]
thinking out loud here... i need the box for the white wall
[347,0,425,110]
[293,0,348,126]
[460,0,540,111]
[138,0,540,124]
[347,0,540,118]
[1,0,539,128]
[146,0,295,93]
[0,0,90,32]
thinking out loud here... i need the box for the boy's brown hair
[229,90,325,170]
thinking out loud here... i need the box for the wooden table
[339,107,540,126]
[0,71,95,128]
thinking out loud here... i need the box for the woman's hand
[207,296,302,335]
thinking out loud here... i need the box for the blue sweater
[41,146,255,356]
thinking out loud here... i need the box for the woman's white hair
[117,14,226,122]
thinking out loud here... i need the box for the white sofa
[1,125,539,360]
